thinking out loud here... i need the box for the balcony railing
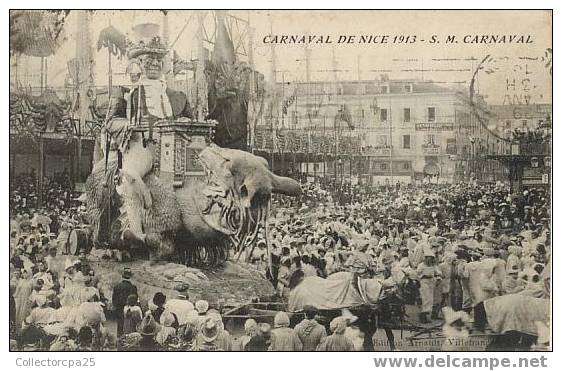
[517,140,551,156]
[361,145,392,156]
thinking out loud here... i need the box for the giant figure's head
[126,22,167,80]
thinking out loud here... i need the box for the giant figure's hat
[127,22,167,59]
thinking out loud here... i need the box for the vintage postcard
[8,9,551,356]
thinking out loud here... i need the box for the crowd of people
[114,272,360,351]
[9,168,551,351]
[9,170,109,350]
[259,177,551,349]
[10,170,78,214]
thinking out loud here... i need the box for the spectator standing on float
[112,268,138,337]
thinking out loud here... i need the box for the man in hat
[502,264,524,295]
[250,239,268,269]
[108,23,191,125]
[244,322,272,351]
[112,268,138,337]
[136,314,161,350]
[471,247,500,332]
[103,22,192,243]
[294,305,326,351]
[194,299,210,328]
[344,239,375,278]
[44,244,59,272]
[194,317,223,351]
[416,249,442,323]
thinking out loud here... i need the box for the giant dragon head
[199,145,302,208]
[197,145,302,253]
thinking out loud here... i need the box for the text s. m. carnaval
[262,34,534,45]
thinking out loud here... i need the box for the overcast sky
[15,10,552,105]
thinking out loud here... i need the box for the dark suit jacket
[108,85,191,122]
[112,279,138,314]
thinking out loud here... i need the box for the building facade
[486,104,552,191]
[270,76,504,184]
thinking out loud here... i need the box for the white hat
[424,249,436,258]
[195,300,209,314]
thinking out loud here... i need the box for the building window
[424,134,437,146]
[405,84,413,93]
[380,108,388,122]
[381,85,389,94]
[446,138,457,154]
[505,120,511,129]
[403,162,410,170]
[403,135,411,149]
[380,163,388,171]
[521,119,528,128]
[427,107,436,122]
[403,108,411,122]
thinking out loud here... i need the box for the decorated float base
[91,259,275,311]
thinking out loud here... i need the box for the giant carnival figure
[85,22,301,265]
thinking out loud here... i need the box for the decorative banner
[415,122,454,131]
[363,147,391,156]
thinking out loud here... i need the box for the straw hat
[200,317,219,342]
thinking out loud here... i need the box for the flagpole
[107,19,113,94]
[269,14,276,174]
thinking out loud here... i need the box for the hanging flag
[212,10,236,65]
[97,25,127,58]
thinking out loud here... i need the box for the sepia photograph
[7,9,552,354]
